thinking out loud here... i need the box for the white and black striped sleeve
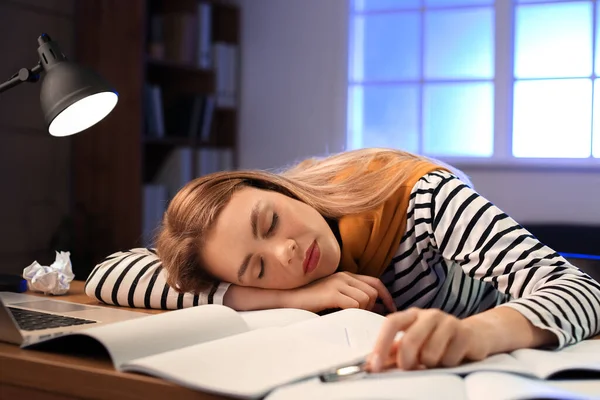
[417,171,600,348]
[84,248,231,309]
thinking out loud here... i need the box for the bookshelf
[71,0,240,277]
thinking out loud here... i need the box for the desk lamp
[0,33,118,136]
[0,33,118,292]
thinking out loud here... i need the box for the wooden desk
[0,281,230,400]
[1,282,598,400]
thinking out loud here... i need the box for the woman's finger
[381,335,403,369]
[332,291,360,309]
[339,285,371,309]
[353,274,397,312]
[395,310,442,370]
[367,309,418,372]
[440,332,469,368]
[418,316,457,368]
[345,277,379,310]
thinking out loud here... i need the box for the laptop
[0,291,146,347]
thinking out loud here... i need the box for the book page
[265,374,467,400]
[465,372,596,400]
[367,352,533,380]
[238,308,319,330]
[121,326,369,399]
[283,308,387,351]
[74,304,249,368]
[560,339,600,355]
[511,340,600,379]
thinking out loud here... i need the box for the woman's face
[202,187,341,289]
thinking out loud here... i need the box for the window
[347,0,600,165]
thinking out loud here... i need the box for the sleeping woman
[85,148,600,372]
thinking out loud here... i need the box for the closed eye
[258,212,278,280]
[258,257,265,279]
[266,212,279,237]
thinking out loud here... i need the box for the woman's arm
[85,248,230,309]
[87,249,395,312]
[225,272,397,313]
[423,171,600,348]
[368,172,598,371]
[462,306,557,354]
[223,285,287,310]
[86,248,287,310]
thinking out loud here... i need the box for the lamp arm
[0,63,43,94]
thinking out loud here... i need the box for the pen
[319,360,369,383]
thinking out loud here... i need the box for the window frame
[347,0,600,170]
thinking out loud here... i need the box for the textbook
[31,304,387,398]
[371,338,600,381]
[30,303,600,399]
[267,340,600,400]
[266,370,600,400]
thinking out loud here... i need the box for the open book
[266,371,600,400]
[266,339,600,400]
[29,304,388,398]
[369,339,600,381]
[28,303,600,399]
[267,340,600,400]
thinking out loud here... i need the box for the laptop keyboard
[8,307,96,331]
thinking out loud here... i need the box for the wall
[236,0,600,225]
[0,0,74,274]
[237,0,348,171]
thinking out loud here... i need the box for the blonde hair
[156,148,462,293]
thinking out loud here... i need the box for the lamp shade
[37,34,118,137]
[40,63,118,137]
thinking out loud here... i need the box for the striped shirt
[85,171,600,348]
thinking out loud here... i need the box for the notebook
[18,303,387,398]
[11,299,600,399]
[266,371,600,400]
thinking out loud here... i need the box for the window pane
[347,85,419,152]
[513,79,592,158]
[352,13,420,81]
[597,4,600,76]
[515,2,593,78]
[423,83,493,157]
[594,80,600,158]
[424,8,493,79]
[353,0,420,12]
[516,0,568,3]
[425,0,492,6]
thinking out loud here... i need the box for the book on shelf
[143,85,216,142]
[149,3,212,69]
[153,148,194,199]
[144,147,233,245]
[144,83,165,138]
[26,304,600,399]
[142,184,167,247]
[213,42,237,107]
[199,95,215,142]
[165,94,215,141]
[196,2,212,69]
[163,93,208,138]
[146,3,238,106]
[196,148,234,177]
[150,147,233,194]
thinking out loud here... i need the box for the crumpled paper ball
[22,251,75,295]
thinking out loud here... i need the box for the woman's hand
[366,308,491,372]
[285,272,397,314]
